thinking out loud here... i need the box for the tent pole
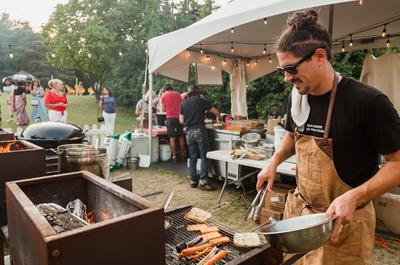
[328,4,334,36]
[148,73,153,161]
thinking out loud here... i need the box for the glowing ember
[86,211,95,224]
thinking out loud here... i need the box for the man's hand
[325,190,358,239]
[256,161,277,192]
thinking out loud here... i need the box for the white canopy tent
[146,0,400,156]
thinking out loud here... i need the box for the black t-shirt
[180,96,212,128]
[286,76,400,188]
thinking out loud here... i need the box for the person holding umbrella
[44,79,68,123]
[13,81,30,126]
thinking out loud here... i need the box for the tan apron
[283,74,376,265]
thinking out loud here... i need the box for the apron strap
[322,73,339,144]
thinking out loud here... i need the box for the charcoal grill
[165,206,282,265]
[0,140,45,225]
[6,170,165,265]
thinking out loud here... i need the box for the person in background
[30,79,47,122]
[2,78,16,122]
[44,79,68,123]
[99,87,116,135]
[180,84,221,191]
[135,90,156,129]
[13,82,30,126]
[256,9,400,264]
[161,84,185,161]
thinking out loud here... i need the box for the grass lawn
[0,94,137,133]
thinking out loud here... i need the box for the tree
[0,13,72,85]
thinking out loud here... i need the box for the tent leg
[148,73,153,162]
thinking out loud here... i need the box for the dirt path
[112,165,400,265]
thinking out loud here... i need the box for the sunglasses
[277,47,323,75]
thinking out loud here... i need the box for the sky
[0,0,231,32]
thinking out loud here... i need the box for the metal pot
[257,213,336,253]
[54,144,109,178]
[19,122,85,149]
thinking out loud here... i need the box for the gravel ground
[111,164,400,265]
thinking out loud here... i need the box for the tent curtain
[360,53,400,113]
[230,60,248,118]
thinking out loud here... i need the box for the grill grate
[165,206,252,265]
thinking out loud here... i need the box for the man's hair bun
[287,9,319,30]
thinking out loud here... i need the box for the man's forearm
[269,132,296,168]
[350,153,400,207]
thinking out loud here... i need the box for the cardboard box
[259,208,284,224]
[264,184,292,211]
[373,192,400,234]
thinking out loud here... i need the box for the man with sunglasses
[257,9,400,265]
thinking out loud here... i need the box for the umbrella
[9,71,36,83]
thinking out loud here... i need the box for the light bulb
[264,18,268,25]
[269,56,272,63]
[254,60,258,66]
[341,41,345,52]
[230,28,234,34]
[51,53,56,58]
[223,59,227,65]
[349,35,353,47]
[231,42,234,53]
[382,25,387,38]
[9,52,13,59]
[119,51,123,56]
[186,50,190,56]
[263,44,267,54]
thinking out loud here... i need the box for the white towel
[290,87,310,127]
[290,73,342,127]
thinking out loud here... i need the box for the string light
[206,55,211,61]
[254,60,258,66]
[264,18,268,25]
[119,50,123,56]
[341,41,345,52]
[51,53,56,58]
[381,24,387,38]
[268,55,272,63]
[359,0,363,5]
[386,35,390,47]
[263,43,267,54]
[246,60,250,67]
[211,66,215,70]
[222,59,227,65]
[200,44,204,54]
[349,34,353,47]
[231,42,234,53]
[230,28,234,34]
[8,44,13,59]
[186,50,190,56]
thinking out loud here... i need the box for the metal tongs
[245,182,268,222]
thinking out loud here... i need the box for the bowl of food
[257,213,336,253]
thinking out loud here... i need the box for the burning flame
[0,142,24,153]
[86,211,95,224]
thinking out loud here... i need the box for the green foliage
[0,13,72,85]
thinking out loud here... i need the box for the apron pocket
[330,219,362,257]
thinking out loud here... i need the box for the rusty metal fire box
[6,171,165,265]
[0,140,45,225]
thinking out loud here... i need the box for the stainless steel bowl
[258,213,335,253]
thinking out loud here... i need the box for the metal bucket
[127,157,139,171]
[54,144,109,178]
